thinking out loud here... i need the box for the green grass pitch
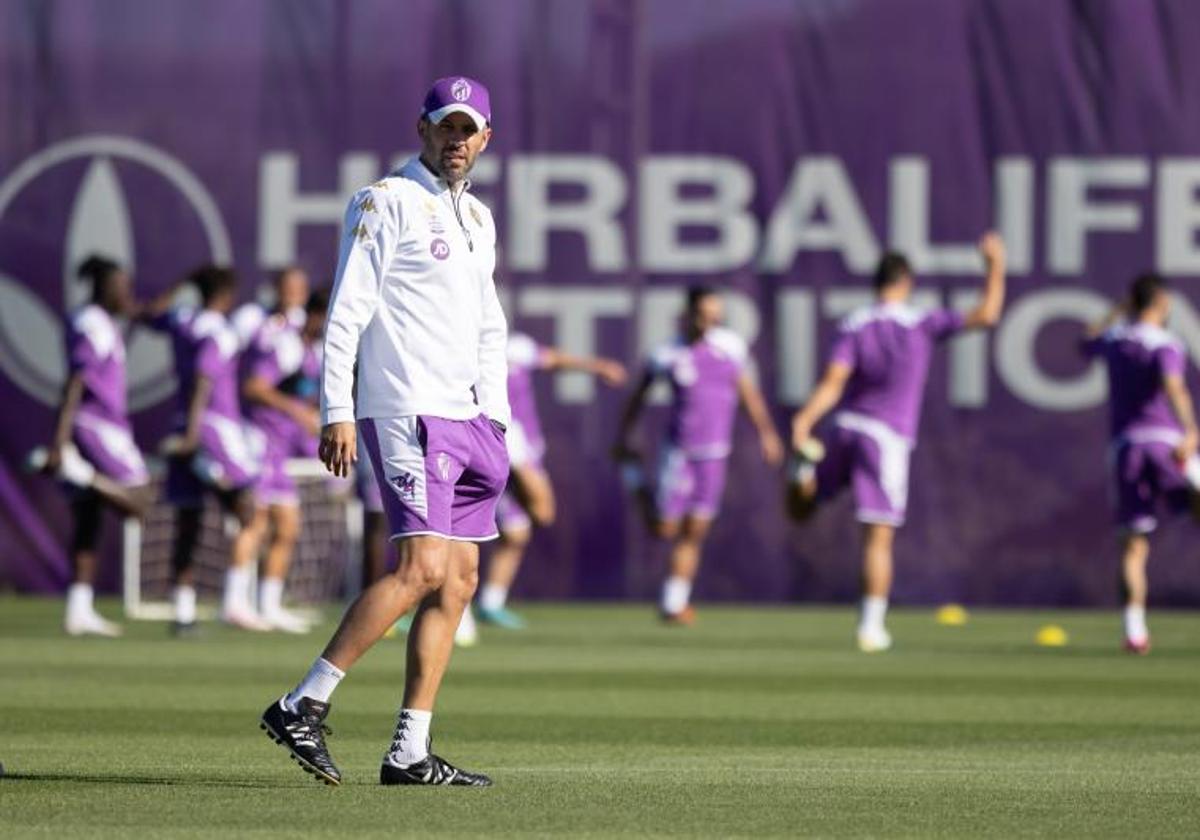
[2,597,1199,838]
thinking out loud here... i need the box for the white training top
[320,157,510,428]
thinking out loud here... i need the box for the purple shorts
[655,447,729,522]
[254,423,318,508]
[72,412,148,487]
[166,414,264,506]
[817,413,912,527]
[1112,438,1200,533]
[359,414,509,542]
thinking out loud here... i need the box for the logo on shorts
[430,238,450,260]
[391,471,417,502]
[436,452,452,481]
[451,78,472,102]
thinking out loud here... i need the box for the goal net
[122,458,363,620]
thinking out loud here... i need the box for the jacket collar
[399,156,470,197]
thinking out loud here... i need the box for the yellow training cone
[935,604,969,626]
[1035,624,1069,647]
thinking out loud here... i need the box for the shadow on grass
[0,771,301,789]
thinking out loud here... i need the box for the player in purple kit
[481,332,627,628]
[788,234,1006,652]
[240,289,329,633]
[614,286,784,624]
[1081,273,1200,654]
[35,257,157,636]
[152,266,267,633]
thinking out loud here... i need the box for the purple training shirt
[1082,322,1187,440]
[64,304,129,427]
[151,307,242,426]
[648,326,748,459]
[242,314,321,440]
[506,332,552,452]
[828,303,964,440]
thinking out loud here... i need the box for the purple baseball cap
[422,76,491,131]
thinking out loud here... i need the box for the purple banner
[3,0,1200,605]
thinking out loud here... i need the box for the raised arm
[612,370,655,461]
[961,232,1007,330]
[1084,303,1126,341]
[737,372,784,466]
[790,361,853,451]
[319,186,396,477]
[132,277,188,325]
[1164,373,1199,464]
[542,348,627,387]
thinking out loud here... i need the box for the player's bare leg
[362,510,390,585]
[221,489,270,630]
[404,539,479,709]
[1119,532,1151,654]
[479,525,530,628]
[857,522,895,652]
[479,465,552,629]
[258,504,309,633]
[321,535,454,669]
[659,515,712,624]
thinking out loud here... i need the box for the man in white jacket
[261,76,509,788]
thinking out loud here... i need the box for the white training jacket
[320,157,511,429]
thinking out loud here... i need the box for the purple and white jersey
[242,315,321,439]
[1082,322,1187,441]
[828,303,964,441]
[153,307,242,425]
[65,304,128,426]
[506,333,552,458]
[647,327,748,459]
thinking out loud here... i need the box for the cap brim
[424,104,488,131]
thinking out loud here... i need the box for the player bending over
[261,76,507,787]
[614,286,783,624]
[34,256,167,635]
[151,266,267,633]
[1081,273,1200,654]
[482,332,627,628]
[240,289,329,633]
[787,234,1006,652]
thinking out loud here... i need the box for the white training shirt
[320,157,510,428]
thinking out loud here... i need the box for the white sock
[859,596,888,633]
[66,583,94,621]
[479,583,508,611]
[660,576,692,615]
[1124,605,1148,641]
[223,565,254,615]
[285,657,345,711]
[260,577,285,617]
[173,585,197,624]
[384,708,432,767]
